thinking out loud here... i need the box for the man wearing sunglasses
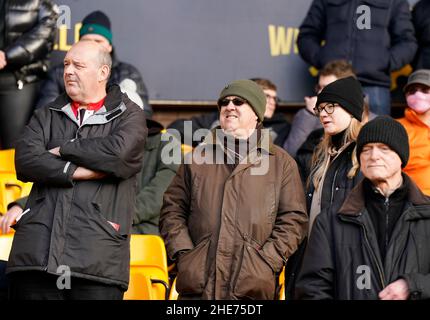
[160,79,308,300]
[167,78,290,148]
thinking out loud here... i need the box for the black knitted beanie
[356,116,409,168]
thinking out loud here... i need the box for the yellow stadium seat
[123,234,169,300]
[0,233,14,261]
[0,149,16,174]
[278,266,286,300]
[0,173,32,214]
[168,277,179,300]
[0,149,32,214]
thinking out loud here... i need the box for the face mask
[406,91,430,114]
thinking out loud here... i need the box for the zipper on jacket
[361,224,386,289]
[384,197,389,254]
[330,168,339,205]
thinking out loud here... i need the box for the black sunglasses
[218,97,247,107]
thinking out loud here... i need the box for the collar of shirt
[71,96,106,118]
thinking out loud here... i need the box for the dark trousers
[8,271,124,300]
[0,72,39,149]
[0,260,8,300]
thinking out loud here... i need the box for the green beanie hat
[218,79,267,122]
[79,11,113,44]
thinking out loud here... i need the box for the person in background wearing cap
[36,10,153,118]
[397,69,430,195]
[297,116,430,300]
[160,79,308,299]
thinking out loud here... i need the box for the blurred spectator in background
[36,10,153,118]
[412,0,430,69]
[132,119,180,235]
[397,69,430,195]
[168,78,290,148]
[0,0,58,149]
[297,0,417,116]
[284,60,355,158]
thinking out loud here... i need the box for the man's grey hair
[98,48,112,79]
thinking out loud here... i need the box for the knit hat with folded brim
[356,116,409,168]
[218,79,266,122]
[79,11,113,44]
[316,76,364,121]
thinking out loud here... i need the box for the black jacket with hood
[7,85,147,290]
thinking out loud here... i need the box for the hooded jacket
[7,85,147,290]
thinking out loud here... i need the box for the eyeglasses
[313,103,337,115]
[218,97,247,107]
[265,94,279,103]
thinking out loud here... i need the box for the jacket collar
[338,173,430,217]
[405,108,428,128]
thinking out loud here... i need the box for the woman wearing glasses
[306,76,365,233]
[286,76,368,299]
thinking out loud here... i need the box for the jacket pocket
[91,201,128,241]
[176,235,211,295]
[11,192,45,230]
[232,241,276,300]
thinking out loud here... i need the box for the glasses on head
[218,97,247,107]
[313,103,337,116]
